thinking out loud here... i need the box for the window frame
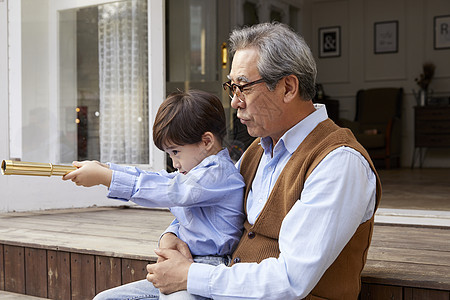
[7,0,165,170]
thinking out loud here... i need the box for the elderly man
[96,22,381,300]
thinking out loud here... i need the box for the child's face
[164,142,208,174]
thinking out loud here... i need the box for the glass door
[166,0,243,163]
[165,0,303,163]
[166,0,226,95]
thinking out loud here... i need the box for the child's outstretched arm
[63,161,112,188]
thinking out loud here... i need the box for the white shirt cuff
[187,262,215,298]
[107,170,135,200]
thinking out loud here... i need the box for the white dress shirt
[187,104,377,299]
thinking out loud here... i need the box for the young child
[63,90,245,300]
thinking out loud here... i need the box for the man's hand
[158,233,193,263]
[147,248,193,294]
[62,161,112,187]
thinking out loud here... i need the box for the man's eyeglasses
[222,78,266,101]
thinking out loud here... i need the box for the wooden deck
[0,290,48,299]
[0,206,449,300]
[361,224,450,299]
[0,207,172,299]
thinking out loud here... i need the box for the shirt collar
[259,103,329,154]
[193,148,229,170]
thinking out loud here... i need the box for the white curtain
[98,0,149,164]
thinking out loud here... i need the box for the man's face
[229,48,284,140]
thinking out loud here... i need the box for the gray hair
[229,22,317,100]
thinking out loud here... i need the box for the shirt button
[258,198,263,203]
[248,231,256,239]
[233,257,241,263]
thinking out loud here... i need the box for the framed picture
[434,15,450,50]
[319,26,341,58]
[374,21,398,54]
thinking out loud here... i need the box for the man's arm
[149,147,376,299]
[147,248,192,294]
[148,230,193,293]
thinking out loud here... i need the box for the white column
[148,0,166,171]
[7,0,22,160]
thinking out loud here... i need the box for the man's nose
[230,94,245,109]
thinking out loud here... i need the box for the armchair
[339,88,403,169]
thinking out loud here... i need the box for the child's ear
[201,132,215,149]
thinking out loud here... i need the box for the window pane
[59,0,149,164]
[167,0,217,83]
[76,6,100,161]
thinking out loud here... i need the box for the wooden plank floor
[362,224,450,291]
[0,291,49,299]
[0,206,449,299]
[377,168,450,211]
[0,207,173,261]
[0,207,174,299]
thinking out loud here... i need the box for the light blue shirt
[187,105,377,299]
[107,149,246,257]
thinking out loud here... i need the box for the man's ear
[283,75,299,103]
[201,132,215,150]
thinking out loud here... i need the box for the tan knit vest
[231,119,381,300]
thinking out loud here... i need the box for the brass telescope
[1,160,77,177]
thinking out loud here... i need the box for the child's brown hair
[153,90,226,150]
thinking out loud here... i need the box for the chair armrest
[385,117,401,156]
[338,118,360,134]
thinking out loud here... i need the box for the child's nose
[172,159,181,169]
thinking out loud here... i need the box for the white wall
[21,0,51,162]
[304,0,450,167]
[0,0,112,213]
[0,0,165,212]
[0,0,9,212]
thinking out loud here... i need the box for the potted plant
[414,63,436,106]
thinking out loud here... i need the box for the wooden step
[1,206,449,300]
[0,291,49,299]
[0,206,173,299]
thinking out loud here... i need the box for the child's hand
[158,233,193,263]
[62,161,112,188]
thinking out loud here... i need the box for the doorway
[165,0,304,165]
[165,0,244,165]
